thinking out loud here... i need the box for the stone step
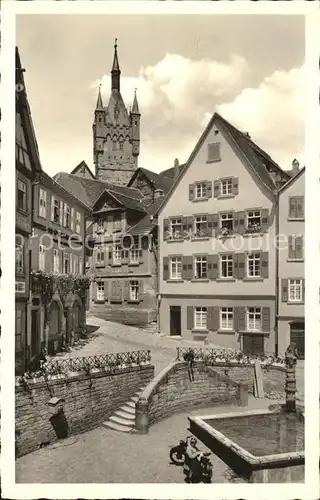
[115,409,135,421]
[109,415,135,427]
[102,420,133,433]
[126,400,136,409]
[130,395,139,404]
[120,404,136,415]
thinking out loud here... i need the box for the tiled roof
[159,163,186,180]
[53,172,143,208]
[127,167,172,194]
[215,113,289,191]
[127,214,156,236]
[71,160,95,179]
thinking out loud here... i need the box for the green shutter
[295,236,304,260]
[289,197,297,218]
[236,253,246,279]
[123,280,129,301]
[288,236,294,259]
[261,252,269,278]
[206,181,212,198]
[139,280,144,301]
[208,254,218,280]
[281,279,288,302]
[189,184,195,201]
[104,280,109,300]
[297,197,304,218]
[261,209,269,232]
[187,216,194,234]
[235,307,246,332]
[237,211,246,234]
[232,177,239,196]
[163,257,169,281]
[207,307,219,331]
[213,180,220,198]
[163,218,169,240]
[187,306,194,330]
[262,307,270,333]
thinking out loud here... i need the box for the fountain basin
[188,406,304,483]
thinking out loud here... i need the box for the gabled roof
[127,167,172,193]
[157,112,287,215]
[71,161,95,179]
[53,172,143,209]
[16,47,42,174]
[159,163,186,180]
[40,171,92,212]
[278,166,305,194]
[92,188,146,214]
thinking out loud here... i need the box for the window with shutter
[262,308,270,333]
[208,254,219,280]
[187,306,194,330]
[213,180,220,198]
[281,279,288,302]
[235,307,246,332]
[163,257,169,281]
[59,200,64,226]
[207,142,221,163]
[189,184,195,201]
[236,253,246,279]
[207,306,219,331]
[237,212,246,234]
[182,255,194,280]
[261,209,269,232]
[261,252,269,278]
[289,196,304,219]
[232,177,239,196]
[288,235,304,260]
[194,182,208,200]
[206,182,212,198]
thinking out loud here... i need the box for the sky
[16,14,305,178]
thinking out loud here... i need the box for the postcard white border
[1,1,319,498]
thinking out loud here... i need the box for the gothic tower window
[112,139,117,151]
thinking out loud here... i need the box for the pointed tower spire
[132,88,140,115]
[95,84,103,110]
[111,38,121,91]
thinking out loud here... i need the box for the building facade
[93,40,140,185]
[15,47,42,374]
[29,172,91,358]
[158,112,290,355]
[277,164,305,357]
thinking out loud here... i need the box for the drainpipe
[275,192,279,357]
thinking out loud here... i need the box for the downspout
[275,191,279,356]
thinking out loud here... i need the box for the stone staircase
[102,387,143,433]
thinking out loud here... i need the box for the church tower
[93,39,140,185]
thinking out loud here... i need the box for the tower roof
[132,88,140,114]
[95,84,103,110]
[111,38,121,91]
[111,38,120,73]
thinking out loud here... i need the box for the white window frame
[247,210,261,230]
[194,255,207,279]
[194,216,208,237]
[220,254,233,278]
[247,253,261,278]
[113,245,122,265]
[247,307,262,332]
[76,212,81,234]
[194,306,207,330]
[63,253,69,274]
[96,248,105,265]
[289,196,304,219]
[64,204,71,228]
[170,256,182,280]
[129,247,139,264]
[220,178,232,196]
[195,182,207,199]
[170,217,183,239]
[39,244,46,271]
[220,307,234,331]
[129,280,139,301]
[15,237,24,273]
[220,212,233,234]
[288,279,303,303]
[53,248,60,273]
[52,198,60,224]
[97,281,104,301]
[39,188,47,218]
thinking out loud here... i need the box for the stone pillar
[285,343,297,412]
[135,397,149,434]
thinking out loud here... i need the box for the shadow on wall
[49,409,69,440]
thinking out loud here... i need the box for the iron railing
[26,350,152,377]
[176,347,285,366]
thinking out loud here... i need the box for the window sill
[192,198,209,203]
[287,301,304,305]
[127,300,140,304]
[94,300,105,304]
[192,329,208,334]
[217,329,235,335]
[217,234,235,240]
[243,277,264,282]
[37,214,47,220]
[216,278,236,282]
[111,263,122,267]
[191,236,210,241]
[96,264,105,268]
[242,232,265,238]
[206,159,221,164]
[239,330,270,336]
[287,259,304,263]
[167,279,184,283]
[217,194,235,200]
[166,238,184,243]
[287,218,304,222]
[110,299,122,304]
[191,279,210,283]
[128,262,140,266]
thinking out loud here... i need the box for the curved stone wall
[135,361,248,434]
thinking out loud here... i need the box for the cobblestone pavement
[16,397,274,484]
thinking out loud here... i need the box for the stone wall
[213,364,286,398]
[135,361,248,433]
[16,364,154,457]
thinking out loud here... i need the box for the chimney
[154,188,164,199]
[292,158,300,173]
[244,132,251,139]
[174,158,180,179]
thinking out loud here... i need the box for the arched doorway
[290,321,305,359]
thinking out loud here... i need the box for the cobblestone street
[16,397,274,483]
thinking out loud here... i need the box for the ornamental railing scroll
[24,350,152,377]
